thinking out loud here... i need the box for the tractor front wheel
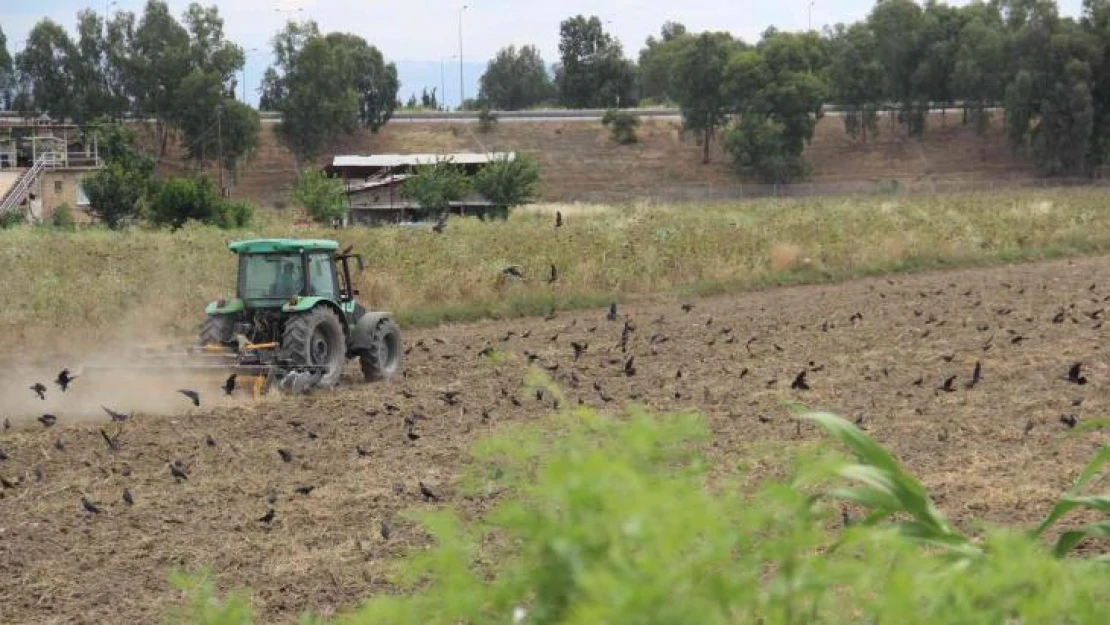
[360,318,403,381]
[281,307,345,389]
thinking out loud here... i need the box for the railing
[0,154,52,218]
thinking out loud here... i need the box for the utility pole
[217,105,224,197]
[458,5,468,110]
[808,1,816,31]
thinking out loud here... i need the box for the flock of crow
[3,250,1109,623]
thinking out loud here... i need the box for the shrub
[293,168,348,225]
[51,203,76,230]
[0,209,25,229]
[147,176,252,230]
[477,106,499,133]
[472,154,540,218]
[723,115,809,183]
[602,108,641,144]
[401,159,471,220]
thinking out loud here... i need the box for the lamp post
[807,1,816,31]
[105,1,118,19]
[458,5,468,110]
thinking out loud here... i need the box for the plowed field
[2,256,1108,624]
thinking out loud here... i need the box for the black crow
[380,519,392,540]
[81,496,101,514]
[100,429,120,453]
[277,448,293,463]
[258,507,276,524]
[1067,363,1088,385]
[555,211,562,228]
[572,341,588,361]
[169,461,189,482]
[56,369,76,392]
[547,264,558,283]
[1060,414,1079,429]
[30,383,47,400]
[791,371,810,391]
[38,414,57,428]
[965,362,982,389]
[607,302,618,322]
[939,375,957,393]
[178,389,201,407]
[294,485,315,496]
[623,356,637,377]
[122,488,134,506]
[419,481,439,502]
[223,374,237,396]
[102,406,130,422]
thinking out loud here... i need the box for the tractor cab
[230,239,363,308]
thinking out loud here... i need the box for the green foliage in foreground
[170,381,1110,624]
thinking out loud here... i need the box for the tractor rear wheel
[199,315,235,347]
[281,307,345,389]
[360,318,403,381]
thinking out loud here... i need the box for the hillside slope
[202,112,1033,208]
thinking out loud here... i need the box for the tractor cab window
[240,254,304,299]
[308,253,337,299]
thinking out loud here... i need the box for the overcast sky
[3,0,1088,107]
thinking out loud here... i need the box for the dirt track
[2,256,1109,624]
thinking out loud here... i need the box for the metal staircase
[0,154,53,219]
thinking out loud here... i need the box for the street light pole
[458,5,468,110]
[807,1,816,31]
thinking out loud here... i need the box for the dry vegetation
[226,112,1031,208]
[3,189,1110,359]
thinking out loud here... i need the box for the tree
[1081,0,1110,169]
[951,4,1008,134]
[402,160,471,220]
[722,31,828,183]
[472,154,541,217]
[826,22,885,142]
[478,45,554,110]
[82,129,155,230]
[555,15,636,108]
[262,22,398,168]
[1004,1,1100,175]
[128,0,191,151]
[672,32,736,163]
[16,19,77,121]
[0,25,13,110]
[639,22,693,103]
[292,168,347,224]
[868,0,928,135]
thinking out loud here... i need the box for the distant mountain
[393,59,486,109]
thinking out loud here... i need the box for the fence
[559,177,1110,205]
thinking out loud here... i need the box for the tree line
[4,0,1110,186]
[475,0,1110,181]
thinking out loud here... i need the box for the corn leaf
[1052,521,1110,558]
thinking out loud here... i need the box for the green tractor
[198,238,403,394]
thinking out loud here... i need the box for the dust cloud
[0,339,251,425]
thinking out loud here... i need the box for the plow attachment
[77,341,332,399]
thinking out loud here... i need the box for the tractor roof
[228,239,340,254]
